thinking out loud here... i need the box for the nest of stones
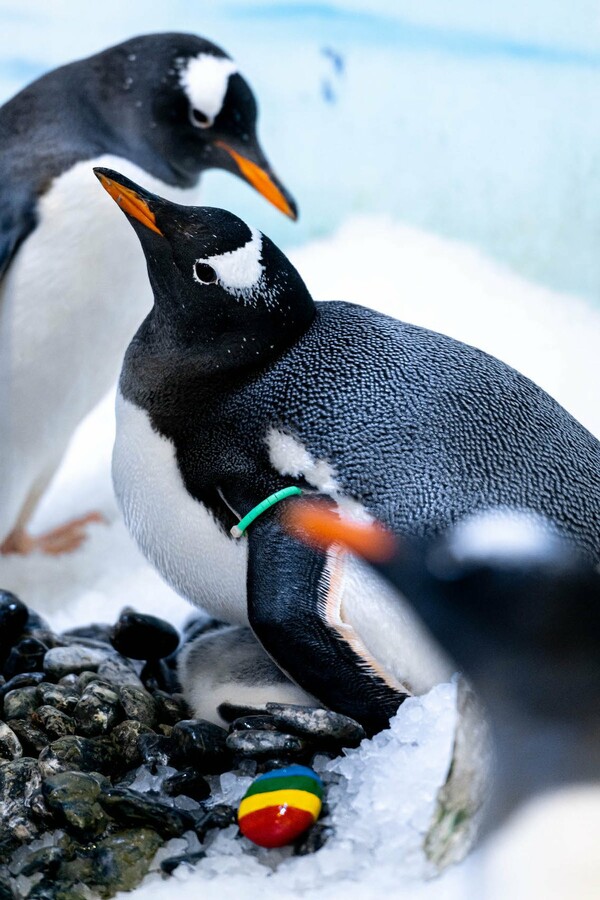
[0,591,366,899]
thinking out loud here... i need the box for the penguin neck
[121,297,316,416]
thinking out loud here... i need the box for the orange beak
[216,141,297,220]
[95,171,163,236]
[285,502,396,562]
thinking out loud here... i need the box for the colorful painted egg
[238,764,323,848]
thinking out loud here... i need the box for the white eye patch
[179,53,238,124]
[194,228,264,297]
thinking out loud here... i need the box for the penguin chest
[113,390,248,624]
[0,154,202,453]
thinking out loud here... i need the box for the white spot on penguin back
[195,228,267,302]
[447,508,561,567]
[266,427,373,521]
[179,53,238,123]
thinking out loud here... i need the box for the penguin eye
[194,262,218,284]
[190,108,213,129]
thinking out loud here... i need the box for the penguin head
[89,34,297,219]
[94,168,314,369]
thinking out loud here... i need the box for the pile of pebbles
[0,590,366,899]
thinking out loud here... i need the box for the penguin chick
[0,32,297,554]
[98,168,600,734]
[288,503,600,833]
[178,624,317,727]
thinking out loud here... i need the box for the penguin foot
[0,512,105,555]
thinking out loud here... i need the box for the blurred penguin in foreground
[288,504,600,836]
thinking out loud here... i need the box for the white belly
[0,154,202,534]
[112,390,248,624]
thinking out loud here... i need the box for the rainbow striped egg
[238,764,323,848]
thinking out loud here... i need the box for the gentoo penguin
[0,32,296,554]
[288,503,600,832]
[97,167,600,733]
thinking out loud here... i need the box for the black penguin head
[85,33,297,218]
[94,168,314,370]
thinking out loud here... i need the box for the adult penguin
[287,503,600,833]
[96,168,600,734]
[0,32,296,554]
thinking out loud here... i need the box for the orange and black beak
[285,501,397,562]
[94,168,163,235]
[215,141,298,221]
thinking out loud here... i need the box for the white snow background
[1,1,600,897]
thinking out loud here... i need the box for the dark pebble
[18,845,65,877]
[137,733,175,770]
[266,703,366,747]
[0,671,46,701]
[0,874,15,900]
[0,591,28,649]
[111,609,179,660]
[3,638,47,680]
[192,803,237,839]
[217,702,268,723]
[9,719,49,755]
[0,757,44,845]
[152,689,190,725]
[141,658,181,693]
[96,656,143,688]
[98,786,196,838]
[38,735,117,778]
[72,827,162,894]
[0,721,22,761]
[172,719,232,773]
[226,729,309,759]
[163,767,211,802]
[111,720,155,769]
[3,686,40,719]
[118,684,157,727]
[38,683,80,713]
[293,822,332,856]
[42,770,109,839]
[229,714,279,732]
[32,705,76,740]
[160,849,206,875]
[74,682,122,736]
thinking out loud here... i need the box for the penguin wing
[0,187,37,282]
[246,499,407,734]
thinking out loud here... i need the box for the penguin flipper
[0,187,37,282]
[246,505,408,734]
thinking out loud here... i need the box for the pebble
[163,768,211,803]
[238,764,323,848]
[44,645,111,678]
[0,591,29,649]
[42,771,109,839]
[37,735,116,778]
[172,719,232,773]
[32,706,76,740]
[226,729,309,759]
[0,757,45,847]
[37,683,79,714]
[0,722,23,762]
[111,609,180,660]
[118,684,157,727]
[230,714,279,732]
[137,733,175,770]
[3,686,40,720]
[9,720,49,755]
[266,703,366,747]
[111,719,155,769]
[152,689,190,725]
[97,656,143,688]
[0,672,46,701]
[61,623,114,644]
[99,786,196,838]
[74,682,122,736]
[3,639,47,680]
